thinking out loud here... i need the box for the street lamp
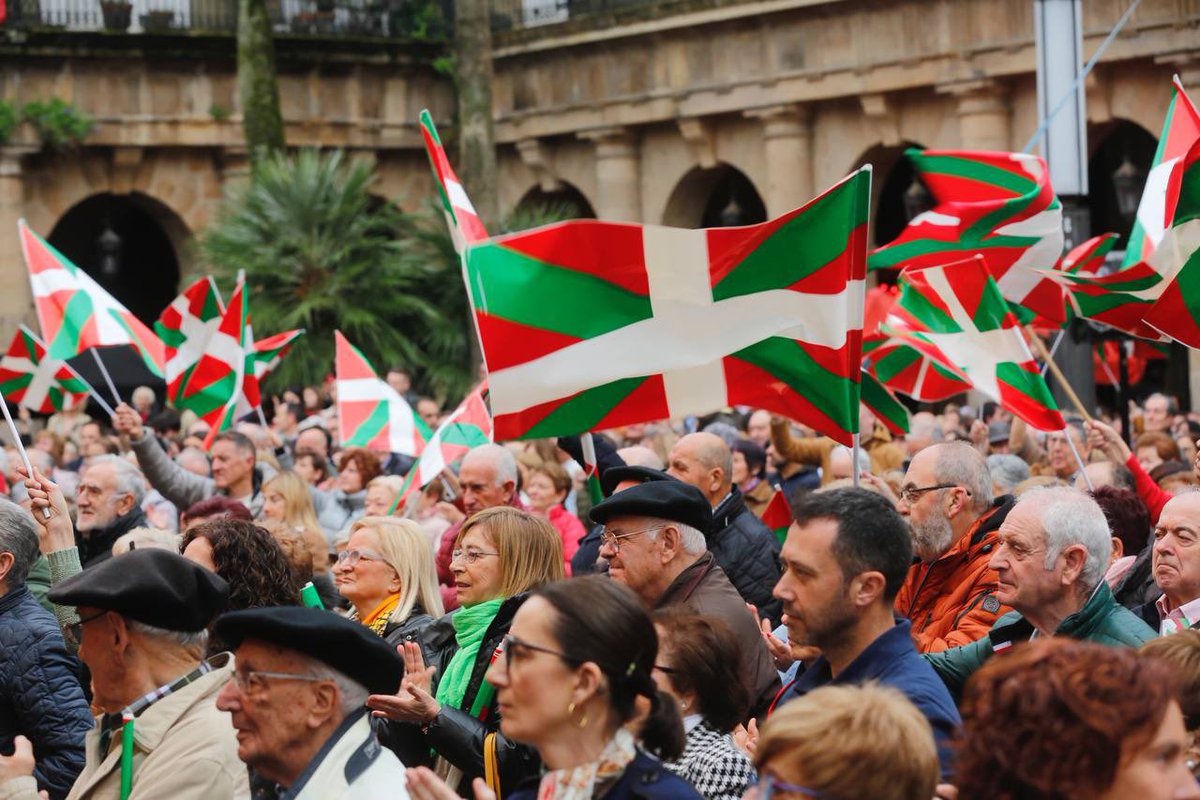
[98,225,122,280]
[1112,156,1146,226]
[903,179,933,221]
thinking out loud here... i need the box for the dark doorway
[663,163,767,229]
[515,182,596,221]
[48,192,184,326]
[1088,120,1158,246]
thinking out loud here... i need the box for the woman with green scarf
[368,506,566,796]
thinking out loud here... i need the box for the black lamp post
[98,226,122,280]
[903,179,933,221]
[1112,156,1146,228]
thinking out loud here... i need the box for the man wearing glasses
[894,442,1014,653]
[214,606,407,799]
[591,479,780,723]
[0,547,242,800]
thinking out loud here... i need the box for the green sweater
[925,580,1156,702]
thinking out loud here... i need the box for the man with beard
[771,488,959,779]
[72,456,148,567]
[895,443,1013,652]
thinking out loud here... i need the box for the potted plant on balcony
[99,0,133,31]
[140,8,175,30]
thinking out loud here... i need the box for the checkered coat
[664,720,756,800]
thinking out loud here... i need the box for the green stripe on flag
[898,289,961,335]
[47,292,95,360]
[712,171,870,301]
[465,244,653,339]
[732,337,858,434]
[346,401,391,447]
[520,377,649,440]
[913,151,1037,196]
[996,362,1060,413]
[861,370,910,434]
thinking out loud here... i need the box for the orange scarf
[361,594,401,637]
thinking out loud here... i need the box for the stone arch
[852,141,929,250]
[1087,118,1158,247]
[47,192,187,325]
[661,163,767,229]
[514,181,596,221]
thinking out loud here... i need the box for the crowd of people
[3,374,1200,799]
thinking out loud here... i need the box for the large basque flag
[894,256,1065,432]
[465,168,873,445]
[868,150,1065,323]
[19,220,165,376]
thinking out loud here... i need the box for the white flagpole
[60,359,114,418]
[89,349,121,409]
[852,432,862,489]
[1065,427,1094,491]
[1039,329,1067,376]
[0,392,49,518]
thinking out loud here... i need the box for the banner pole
[851,432,862,489]
[89,349,122,409]
[0,392,49,518]
[1065,425,1094,491]
[1027,327,1093,422]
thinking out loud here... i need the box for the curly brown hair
[337,447,382,491]
[180,519,301,611]
[957,639,1177,799]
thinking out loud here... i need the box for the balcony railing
[489,0,727,32]
[2,0,451,37]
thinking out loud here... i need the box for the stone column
[580,127,640,222]
[0,145,37,334]
[745,104,813,215]
[940,80,1010,152]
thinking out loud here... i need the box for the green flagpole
[120,712,134,800]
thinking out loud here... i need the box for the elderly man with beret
[214,606,408,799]
[591,472,780,721]
[0,544,243,800]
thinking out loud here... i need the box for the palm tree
[200,149,467,396]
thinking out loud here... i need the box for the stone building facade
[2,0,1197,348]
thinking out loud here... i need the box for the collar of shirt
[682,713,703,734]
[1157,594,1200,635]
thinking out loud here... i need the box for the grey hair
[1020,486,1112,588]
[27,449,55,473]
[647,521,707,556]
[933,442,993,513]
[112,528,182,556]
[987,454,1030,495]
[0,499,39,586]
[701,422,740,448]
[463,444,518,488]
[303,656,370,718]
[177,447,211,478]
[89,455,146,507]
[831,445,871,474]
[126,618,210,654]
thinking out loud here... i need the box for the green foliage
[0,100,17,145]
[209,103,232,122]
[21,99,93,151]
[200,149,471,400]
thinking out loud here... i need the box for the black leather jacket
[709,489,783,625]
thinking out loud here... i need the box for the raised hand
[21,466,75,553]
[111,402,145,439]
[1085,419,1130,464]
[366,641,440,724]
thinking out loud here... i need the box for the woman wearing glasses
[368,506,566,795]
[407,574,699,800]
[335,516,447,655]
[651,608,755,800]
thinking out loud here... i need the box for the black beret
[601,465,673,496]
[214,606,404,694]
[47,549,229,632]
[589,479,712,533]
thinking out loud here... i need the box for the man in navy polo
[770,488,960,778]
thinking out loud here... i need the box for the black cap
[601,464,673,496]
[590,479,712,533]
[47,549,229,632]
[214,606,404,694]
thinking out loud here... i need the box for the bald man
[668,433,782,623]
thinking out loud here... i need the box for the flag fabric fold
[335,331,430,455]
[0,326,90,414]
[866,337,972,402]
[390,384,493,510]
[893,255,1065,432]
[859,368,911,435]
[18,219,166,376]
[1142,138,1200,347]
[419,109,489,255]
[463,168,873,445]
[761,488,792,545]
[868,150,1065,323]
[253,329,306,382]
[156,277,225,405]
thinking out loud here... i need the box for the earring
[680,700,689,711]
[567,701,588,729]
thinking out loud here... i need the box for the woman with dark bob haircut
[956,639,1199,800]
[651,608,755,800]
[407,575,699,800]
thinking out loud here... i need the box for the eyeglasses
[335,549,383,568]
[68,609,110,645]
[228,670,328,697]
[501,634,579,672]
[754,774,825,800]
[598,525,662,553]
[898,484,967,504]
[451,548,500,565]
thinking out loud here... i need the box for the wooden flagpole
[1026,326,1093,422]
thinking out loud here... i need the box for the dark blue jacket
[773,618,960,779]
[0,585,93,799]
[509,751,703,800]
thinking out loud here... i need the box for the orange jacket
[895,499,1014,653]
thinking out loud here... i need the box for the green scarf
[435,598,504,712]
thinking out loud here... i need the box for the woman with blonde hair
[261,470,330,570]
[365,474,405,516]
[369,506,566,796]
